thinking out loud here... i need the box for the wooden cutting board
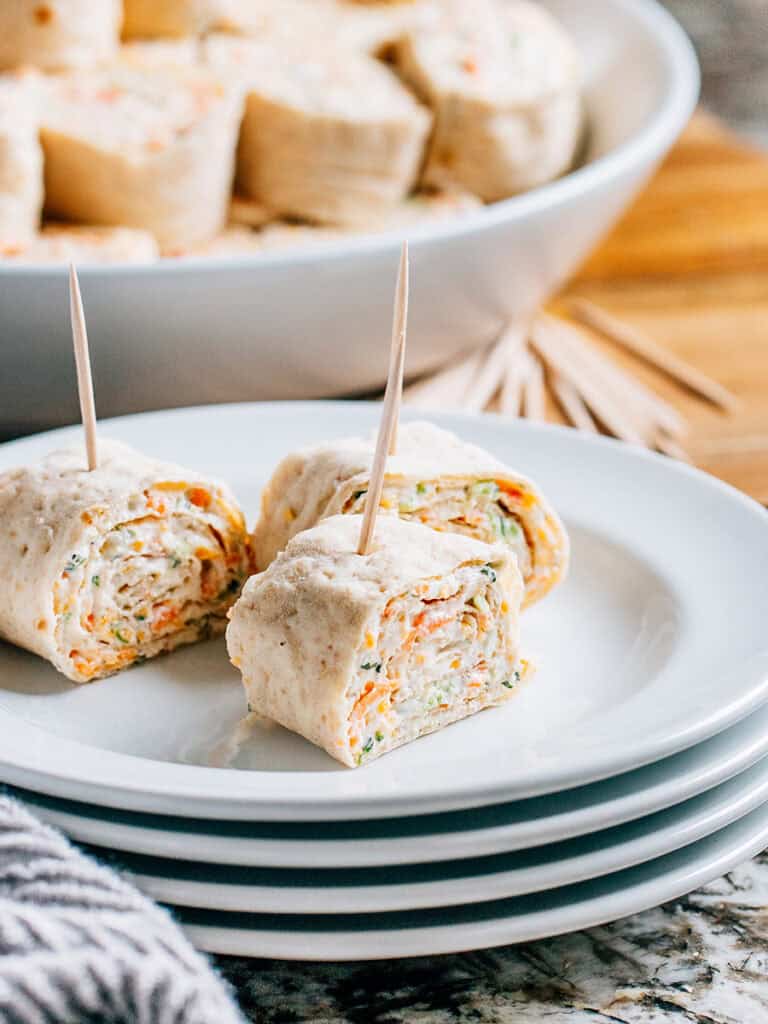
[557,111,768,503]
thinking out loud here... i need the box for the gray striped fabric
[0,795,244,1024]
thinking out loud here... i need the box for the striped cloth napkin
[0,793,244,1024]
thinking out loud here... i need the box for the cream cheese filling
[54,492,248,681]
[344,478,533,583]
[345,559,518,765]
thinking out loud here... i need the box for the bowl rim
[7,0,699,277]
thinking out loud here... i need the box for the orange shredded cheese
[187,487,212,509]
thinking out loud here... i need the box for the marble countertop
[217,7,768,1020]
[221,847,768,1024]
[220,851,768,1022]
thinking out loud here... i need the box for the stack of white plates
[1,403,767,961]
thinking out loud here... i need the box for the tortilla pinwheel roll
[0,1,121,71]
[251,422,568,608]
[0,72,43,245]
[204,34,431,227]
[394,0,582,201]
[228,514,526,767]
[40,65,243,249]
[0,441,251,684]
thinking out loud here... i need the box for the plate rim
[94,756,768,914]
[16,701,768,868]
[1,402,767,820]
[176,804,768,959]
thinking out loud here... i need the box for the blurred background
[1,0,765,498]
[664,0,767,145]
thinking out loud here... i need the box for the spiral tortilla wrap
[204,33,431,227]
[0,441,251,683]
[228,514,525,767]
[251,421,568,608]
[394,0,583,200]
[40,65,243,248]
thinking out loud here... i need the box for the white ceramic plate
[16,701,768,868]
[0,0,699,432]
[177,804,768,959]
[1,403,767,820]
[93,757,768,913]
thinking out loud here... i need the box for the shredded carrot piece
[96,86,123,103]
[424,618,454,635]
[145,493,167,514]
[187,487,212,509]
[34,6,54,26]
[152,604,179,632]
[405,614,454,650]
[498,481,524,501]
[74,646,136,680]
[153,481,188,492]
[351,685,391,721]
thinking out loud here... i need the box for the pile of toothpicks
[404,298,738,460]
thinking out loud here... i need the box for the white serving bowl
[0,0,698,434]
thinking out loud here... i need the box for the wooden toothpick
[500,332,528,417]
[568,298,739,413]
[530,316,647,445]
[550,372,598,433]
[388,241,409,456]
[68,264,98,471]
[521,349,546,421]
[462,325,523,413]
[358,242,409,556]
[404,347,484,409]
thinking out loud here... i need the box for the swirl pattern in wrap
[229,513,526,768]
[251,421,568,608]
[0,440,251,683]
